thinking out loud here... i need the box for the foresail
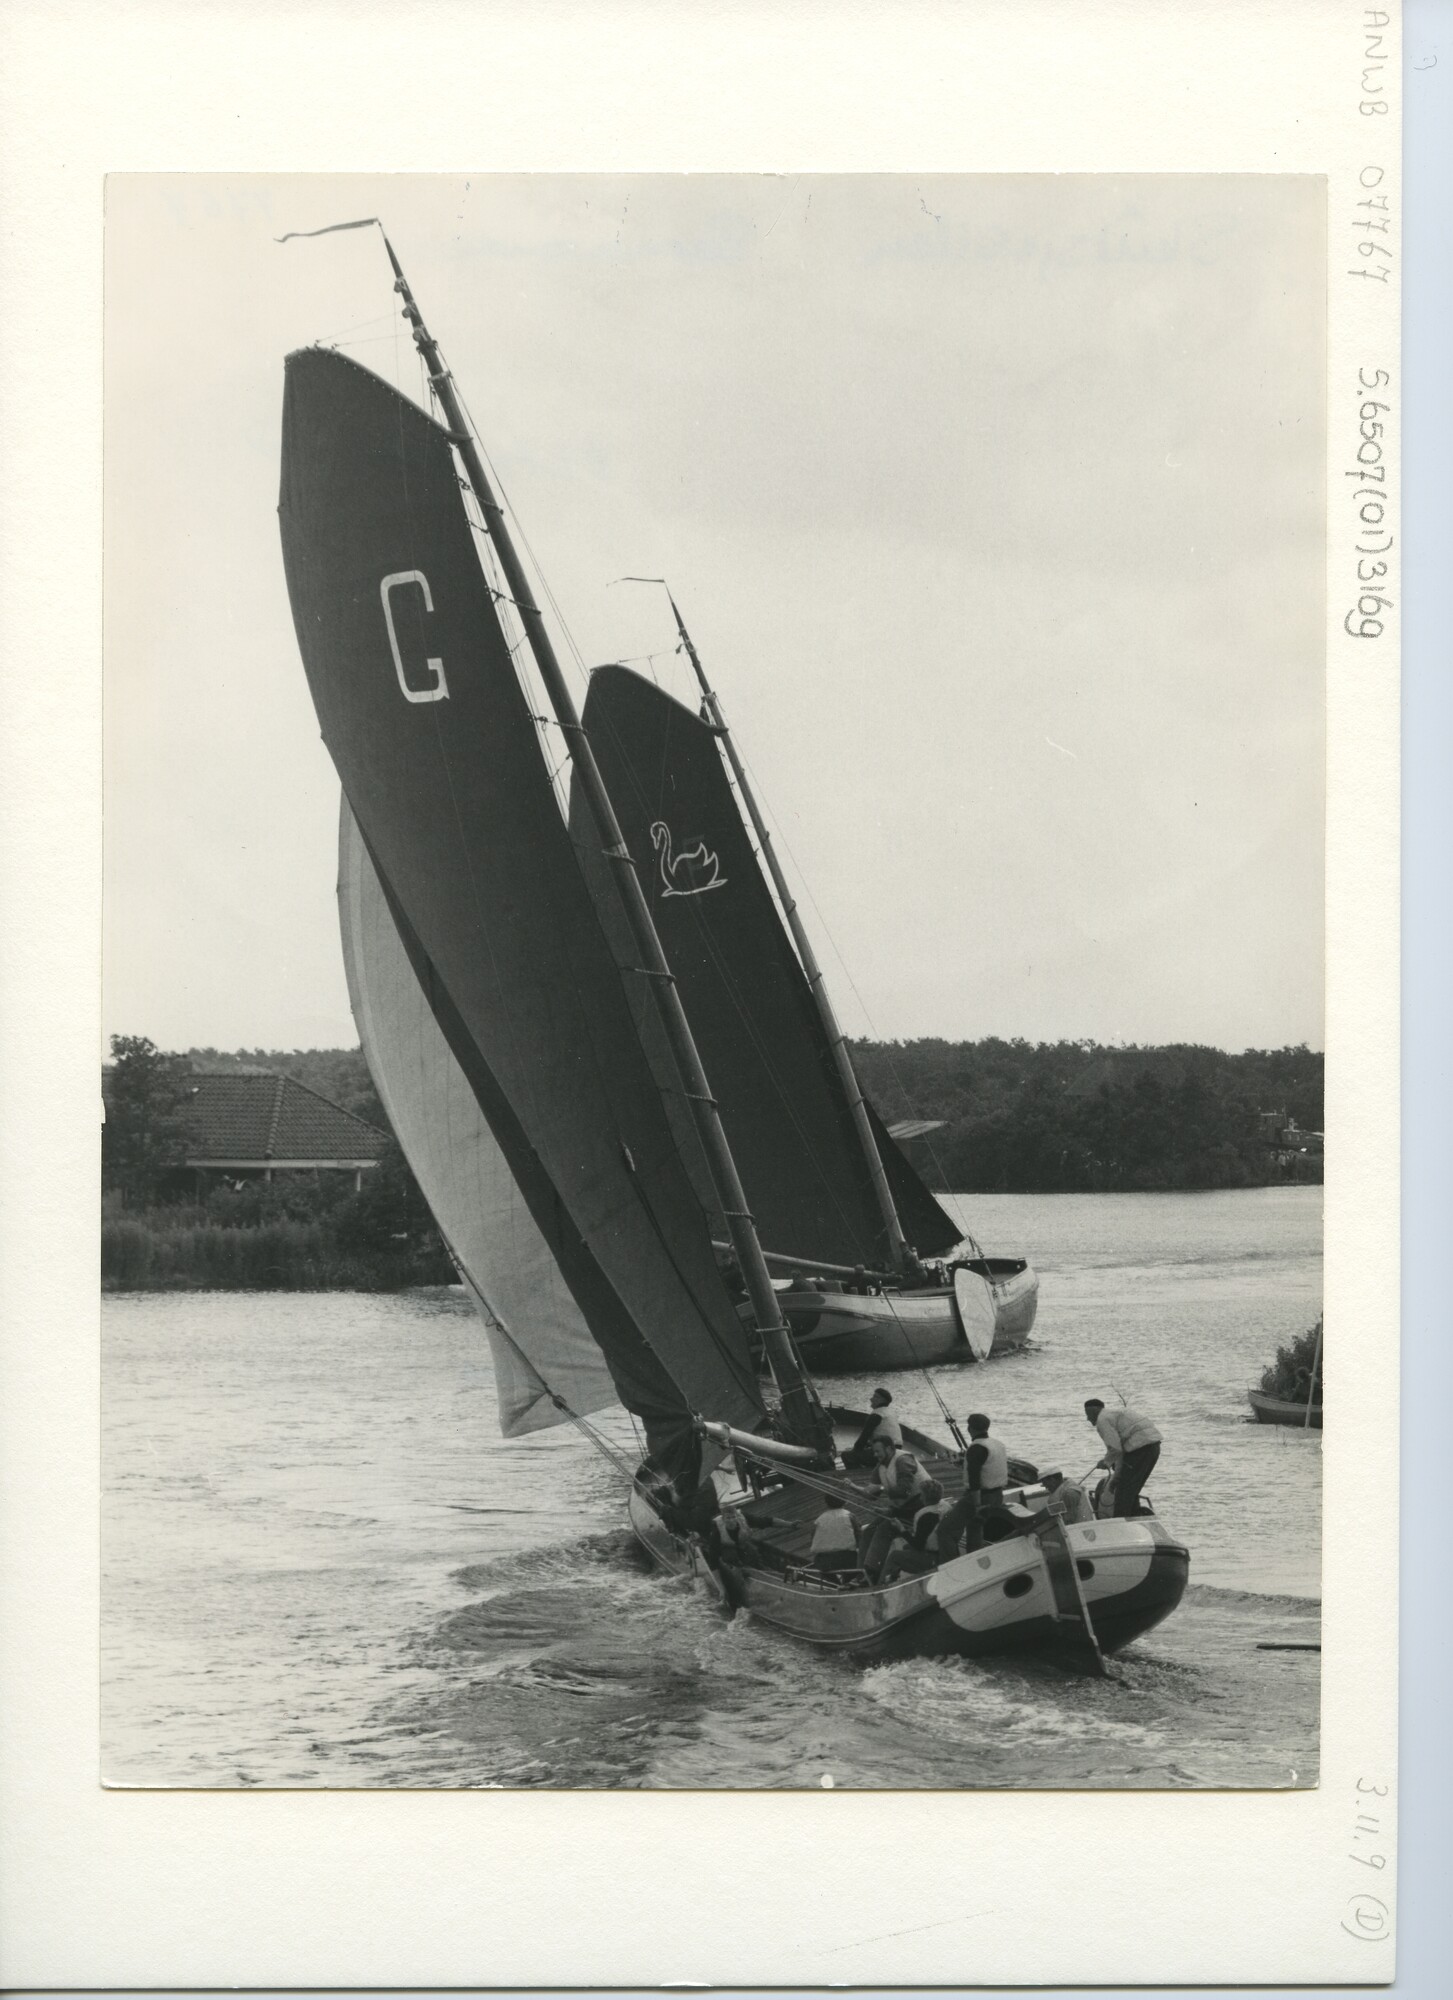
[280,348,763,1459]
[578,666,962,1267]
[338,796,615,1437]
[866,1100,964,1259]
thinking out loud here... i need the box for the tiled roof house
[183,1068,391,1182]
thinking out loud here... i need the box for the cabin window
[1002,1573,1035,1599]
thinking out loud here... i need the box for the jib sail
[338,796,615,1437]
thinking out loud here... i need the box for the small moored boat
[1248,1315,1322,1429]
[1248,1388,1322,1429]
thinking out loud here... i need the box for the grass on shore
[102,1213,453,1292]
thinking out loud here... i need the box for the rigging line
[451,460,573,822]
[736,745,966,1215]
[455,469,573,825]
[498,738,759,1416]
[849,1270,966,1436]
[736,1456,900,1528]
[391,420,553,1151]
[444,1241,636,1482]
[331,331,432,349]
[444,375,592,691]
[399,325,761,1400]
[586,696,888,1255]
[323,310,401,339]
[624,1160,772,1413]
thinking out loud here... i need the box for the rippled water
[102,1186,1322,1789]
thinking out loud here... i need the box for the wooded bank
[186,1036,1325,1196]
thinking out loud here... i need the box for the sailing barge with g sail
[278,223,1185,1670]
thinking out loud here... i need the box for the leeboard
[952,1267,996,1361]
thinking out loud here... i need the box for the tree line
[850,1037,1323,1193]
[105,1031,1322,1233]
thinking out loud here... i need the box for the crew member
[859,1435,935,1581]
[843,1387,904,1467]
[808,1501,861,1573]
[880,1497,947,1582]
[932,1412,1010,1559]
[719,1502,792,1572]
[1084,1398,1162,1517]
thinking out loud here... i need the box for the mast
[663,592,916,1279]
[379,236,825,1450]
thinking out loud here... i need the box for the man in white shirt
[859,1435,934,1580]
[808,1501,861,1573]
[842,1387,905,1467]
[1084,1398,1162,1517]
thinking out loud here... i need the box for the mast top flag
[276,218,386,243]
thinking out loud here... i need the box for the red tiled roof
[182,1070,390,1166]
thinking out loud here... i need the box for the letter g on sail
[380,570,449,703]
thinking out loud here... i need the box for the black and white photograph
[100,171,1330,1794]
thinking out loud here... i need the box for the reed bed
[102,1212,450,1292]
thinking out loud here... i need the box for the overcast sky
[104,173,1324,1056]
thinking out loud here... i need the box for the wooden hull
[1248,1388,1323,1429]
[774,1260,1039,1375]
[629,1480,1187,1665]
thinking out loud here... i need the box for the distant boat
[578,651,1038,1372]
[1247,1388,1322,1429]
[1249,1315,1322,1429]
[777,1258,1039,1372]
[279,225,1174,1672]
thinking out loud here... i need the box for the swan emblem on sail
[651,820,727,898]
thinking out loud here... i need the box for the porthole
[1076,1559,1095,1580]
[1002,1572,1035,1599]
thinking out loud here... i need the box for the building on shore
[103,1060,392,1197]
[183,1066,391,1191]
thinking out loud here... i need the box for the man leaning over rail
[1084,1397,1162,1517]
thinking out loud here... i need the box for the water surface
[102,1186,1322,1788]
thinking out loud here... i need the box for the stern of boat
[927,1514,1188,1660]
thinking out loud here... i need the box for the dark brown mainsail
[578,665,962,1268]
[279,347,763,1467]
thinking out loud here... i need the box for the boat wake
[330,1533,1317,1790]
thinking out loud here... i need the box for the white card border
[0,1,1408,1987]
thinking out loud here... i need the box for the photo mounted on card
[0,1,1402,1991]
[104,170,1329,1792]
